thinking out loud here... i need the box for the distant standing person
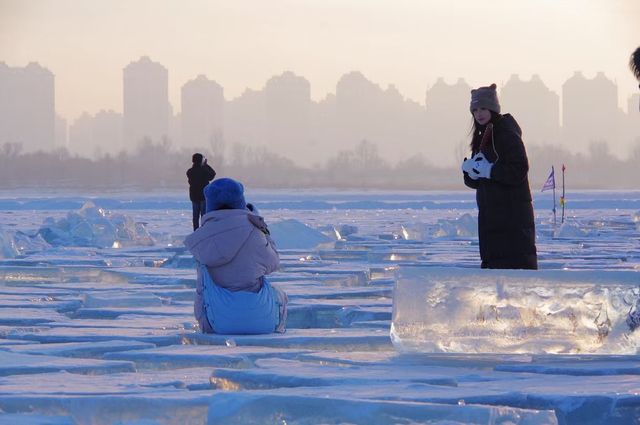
[631,47,640,110]
[187,153,216,230]
[461,84,537,269]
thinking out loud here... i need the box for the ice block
[391,267,640,354]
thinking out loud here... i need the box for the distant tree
[588,141,613,159]
[208,131,226,167]
[629,138,640,162]
[229,143,249,169]
[0,142,22,158]
[354,140,386,171]
[0,138,639,189]
[52,147,70,160]
[324,149,356,186]
[453,138,469,166]
[394,154,432,188]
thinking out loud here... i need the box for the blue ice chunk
[38,202,154,248]
[269,219,333,249]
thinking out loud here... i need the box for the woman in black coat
[461,84,537,269]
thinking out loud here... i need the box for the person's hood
[184,209,261,267]
[495,113,522,137]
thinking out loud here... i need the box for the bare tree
[1,142,22,158]
[208,131,226,168]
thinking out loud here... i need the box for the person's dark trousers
[192,200,206,230]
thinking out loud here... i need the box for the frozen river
[0,189,639,424]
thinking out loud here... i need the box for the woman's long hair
[469,111,501,153]
[630,47,640,81]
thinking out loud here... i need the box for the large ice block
[38,201,154,248]
[391,267,640,354]
[270,219,334,249]
[0,226,19,258]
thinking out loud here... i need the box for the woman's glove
[461,157,478,180]
[470,153,493,179]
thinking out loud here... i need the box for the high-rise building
[333,71,426,164]
[626,94,640,150]
[93,110,123,155]
[0,62,55,152]
[169,111,182,149]
[425,77,472,164]
[629,94,640,116]
[225,88,267,152]
[68,113,94,157]
[55,114,68,149]
[181,75,224,148]
[68,110,123,158]
[562,71,622,154]
[123,56,169,147]
[335,71,381,144]
[309,94,336,157]
[264,71,311,159]
[500,74,560,145]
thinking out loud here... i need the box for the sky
[1,0,639,121]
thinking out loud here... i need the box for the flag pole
[541,166,557,227]
[561,164,566,224]
[552,165,556,228]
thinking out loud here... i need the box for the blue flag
[541,167,555,192]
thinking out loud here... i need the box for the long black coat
[187,163,216,202]
[463,114,537,269]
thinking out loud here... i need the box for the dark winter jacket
[187,163,216,202]
[463,114,537,269]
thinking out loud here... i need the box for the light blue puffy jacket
[185,209,286,334]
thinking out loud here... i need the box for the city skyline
[1,0,638,121]
[4,58,639,122]
[2,57,638,168]
[3,59,639,121]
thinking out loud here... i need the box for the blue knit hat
[204,178,247,213]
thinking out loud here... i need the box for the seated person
[184,178,287,334]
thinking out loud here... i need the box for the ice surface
[187,328,393,351]
[206,392,558,424]
[0,190,639,424]
[0,414,74,425]
[391,267,640,354]
[0,393,214,425]
[0,350,135,376]
[1,340,156,357]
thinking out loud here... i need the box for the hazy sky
[1,0,639,121]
